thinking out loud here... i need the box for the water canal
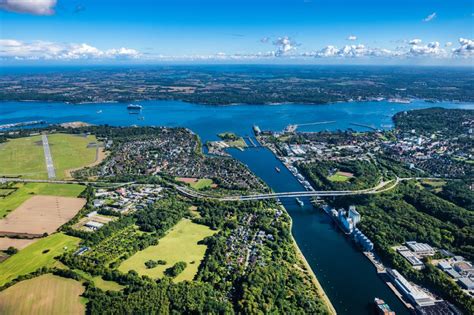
[2,99,473,314]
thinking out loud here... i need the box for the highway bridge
[1,176,440,202]
[174,178,408,201]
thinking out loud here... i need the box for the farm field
[119,219,216,282]
[0,237,38,250]
[0,182,85,219]
[0,195,86,235]
[0,274,85,315]
[0,133,99,180]
[0,233,80,286]
[0,135,46,179]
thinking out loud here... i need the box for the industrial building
[84,221,104,231]
[387,269,435,307]
[405,241,435,256]
[397,246,424,269]
[353,228,373,251]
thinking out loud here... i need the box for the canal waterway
[1,99,473,314]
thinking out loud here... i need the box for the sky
[0,0,473,65]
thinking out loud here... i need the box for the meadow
[0,233,80,286]
[327,171,353,182]
[0,133,99,180]
[0,135,46,179]
[0,182,85,218]
[118,219,216,282]
[0,274,85,315]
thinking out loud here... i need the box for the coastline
[286,206,337,315]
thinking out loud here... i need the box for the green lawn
[0,274,85,315]
[118,219,216,282]
[0,133,98,180]
[0,233,80,286]
[189,178,214,190]
[327,172,352,182]
[0,135,46,179]
[0,182,85,218]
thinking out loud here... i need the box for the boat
[295,198,304,207]
[96,110,103,114]
[127,104,142,110]
[374,297,395,315]
[275,167,281,173]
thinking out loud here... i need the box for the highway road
[0,176,440,202]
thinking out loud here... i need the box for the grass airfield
[0,133,99,180]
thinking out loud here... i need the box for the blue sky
[1,0,473,64]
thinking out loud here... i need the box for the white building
[85,221,104,231]
[387,269,435,307]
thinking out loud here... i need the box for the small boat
[96,110,103,114]
[127,104,142,110]
[275,167,281,173]
[296,198,304,207]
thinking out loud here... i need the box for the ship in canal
[374,297,395,315]
[295,198,304,207]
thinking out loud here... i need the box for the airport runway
[41,134,56,179]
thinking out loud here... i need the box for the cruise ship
[127,104,143,110]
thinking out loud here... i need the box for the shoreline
[286,206,337,315]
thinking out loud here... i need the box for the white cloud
[347,35,357,41]
[314,44,394,58]
[273,36,298,56]
[0,0,56,15]
[422,12,437,22]
[452,38,474,57]
[260,37,270,43]
[408,41,445,57]
[445,42,453,47]
[409,39,422,45]
[0,39,140,60]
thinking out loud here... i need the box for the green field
[119,219,216,282]
[190,178,214,190]
[327,172,352,182]
[0,135,47,179]
[47,133,98,179]
[0,233,80,286]
[0,133,98,180]
[0,182,85,218]
[73,269,124,292]
[0,274,85,315]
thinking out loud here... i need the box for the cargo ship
[374,298,395,315]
